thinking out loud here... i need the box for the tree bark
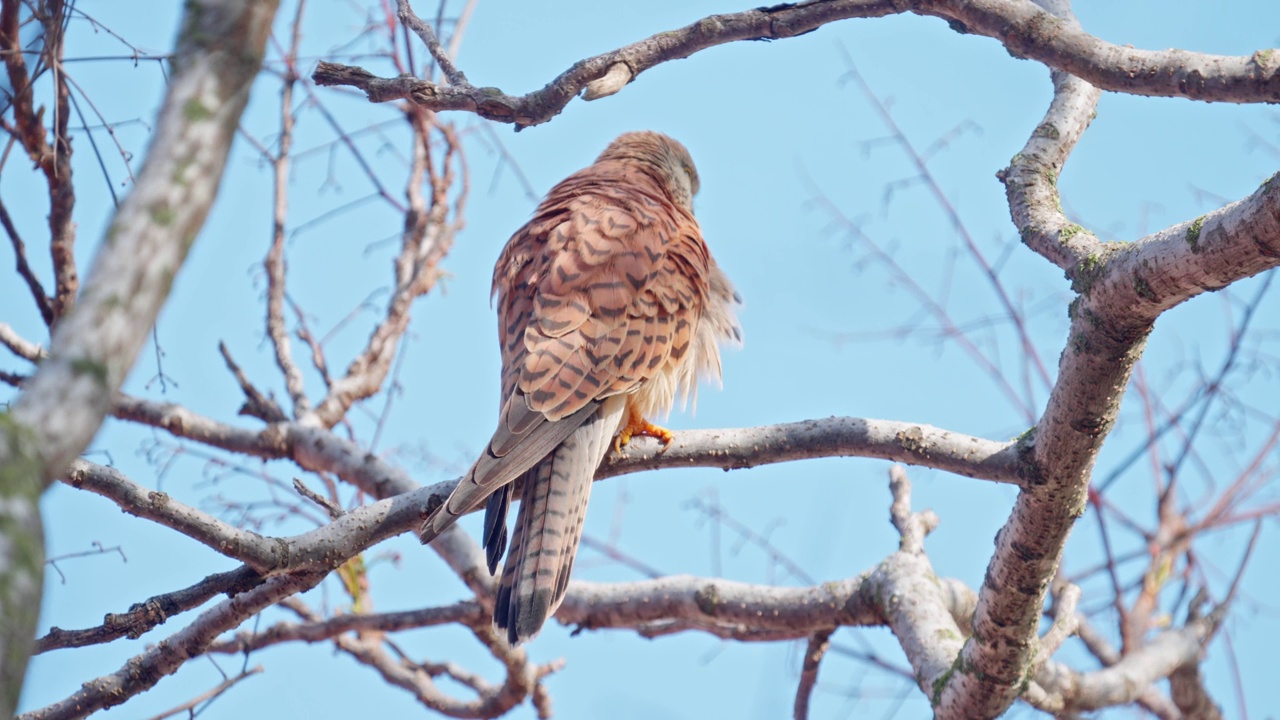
[0,1,280,715]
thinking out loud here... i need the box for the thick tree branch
[313,0,901,128]
[998,65,1103,272]
[33,567,263,654]
[109,390,1025,511]
[0,1,280,714]
[560,575,886,638]
[1062,588,1183,718]
[315,0,1280,129]
[62,460,284,571]
[73,412,1022,588]
[112,394,292,459]
[561,470,971,651]
[945,11,1280,717]
[1034,617,1218,714]
[976,145,1280,694]
[600,417,1025,484]
[206,601,484,653]
[866,468,967,707]
[1099,177,1280,321]
[913,0,1280,104]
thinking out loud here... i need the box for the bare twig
[1,0,78,320]
[143,665,263,720]
[396,0,466,85]
[264,5,311,418]
[888,465,939,553]
[805,176,1040,420]
[292,477,344,520]
[218,341,288,423]
[207,601,483,653]
[794,630,833,720]
[0,198,54,324]
[44,542,125,584]
[841,57,1054,409]
[307,112,464,428]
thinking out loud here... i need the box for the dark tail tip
[495,586,554,645]
[482,485,512,575]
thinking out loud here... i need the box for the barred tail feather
[494,399,624,644]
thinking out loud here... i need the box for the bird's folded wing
[421,395,599,542]
[497,181,712,422]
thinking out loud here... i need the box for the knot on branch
[582,62,633,100]
[109,599,167,640]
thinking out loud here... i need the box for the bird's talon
[614,411,673,453]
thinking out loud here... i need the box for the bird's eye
[681,164,699,195]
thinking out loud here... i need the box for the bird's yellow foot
[614,410,674,452]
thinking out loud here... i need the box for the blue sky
[6,1,1280,718]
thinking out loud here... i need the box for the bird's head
[597,131,700,212]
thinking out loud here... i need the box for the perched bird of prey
[420,131,741,644]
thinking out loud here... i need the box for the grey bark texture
[0,0,281,715]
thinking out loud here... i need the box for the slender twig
[794,630,834,720]
[207,601,483,653]
[264,9,311,418]
[0,198,54,324]
[805,175,1036,420]
[218,341,287,423]
[396,0,466,85]
[142,666,263,720]
[840,56,1053,408]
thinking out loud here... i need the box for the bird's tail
[494,400,624,644]
[419,398,601,547]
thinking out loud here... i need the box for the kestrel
[420,131,741,644]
